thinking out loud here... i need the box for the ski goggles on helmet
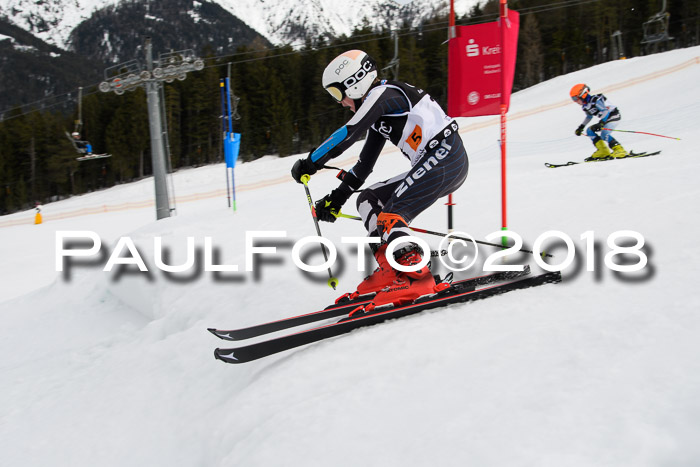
[325,85,345,102]
[570,84,590,104]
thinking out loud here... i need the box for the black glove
[575,124,585,136]
[315,189,350,223]
[589,122,604,132]
[291,157,317,184]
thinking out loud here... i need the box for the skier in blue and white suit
[291,50,469,297]
[570,83,627,160]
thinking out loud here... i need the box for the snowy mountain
[0,0,119,50]
[401,0,476,29]
[0,0,268,108]
[215,0,401,46]
[1,46,700,466]
[0,16,102,110]
[218,0,484,46]
[0,0,484,50]
[68,0,269,64]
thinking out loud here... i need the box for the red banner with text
[448,10,520,117]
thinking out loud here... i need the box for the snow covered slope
[1,46,700,466]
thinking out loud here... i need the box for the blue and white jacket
[580,94,621,126]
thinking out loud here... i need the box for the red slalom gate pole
[446,194,455,233]
[447,0,456,235]
[500,0,508,248]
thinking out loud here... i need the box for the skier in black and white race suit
[291,50,469,299]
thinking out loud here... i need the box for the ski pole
[333,211,553,258]
[300,174,338,290]
[602,128,681,140]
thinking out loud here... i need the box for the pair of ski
[209,266,562,364]
[76,153,112,161]
[544,150,661,168]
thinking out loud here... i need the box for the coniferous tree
[399,32,428,88]
[266,73,294,156]
[517,12,544,89]
[164,83,183,168]
[233,47,272,159]
[105,89,148,182]
[420,16,450,109]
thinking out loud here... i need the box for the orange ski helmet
[570,84,590,103]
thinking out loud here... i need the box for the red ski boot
[370,274,437,309]
[392,245,431,280]
[339,244,433,305]
[365,245,436,309]
[354,244,399,295]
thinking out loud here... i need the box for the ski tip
[214,348,243,364]
[208,328,238,341]
[214,348,228,362]
[544,161,578,168]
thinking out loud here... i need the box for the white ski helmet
[322,50,378,102]
[71,132,80,138]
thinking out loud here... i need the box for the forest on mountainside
[1,0,698,214]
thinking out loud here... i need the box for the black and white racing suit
[310,80,469,245]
